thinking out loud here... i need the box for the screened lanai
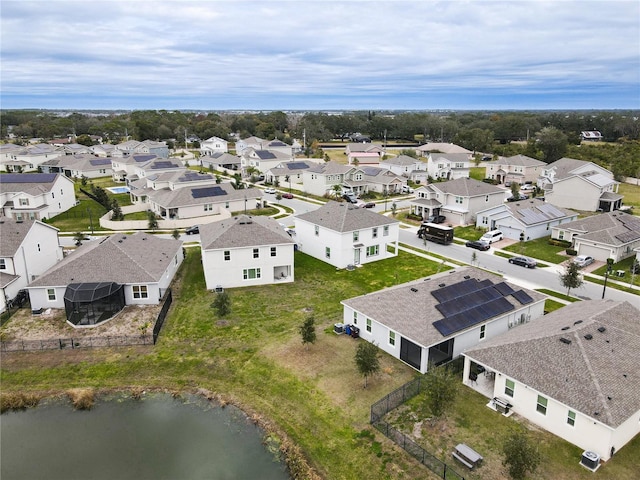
[64,282,125,327]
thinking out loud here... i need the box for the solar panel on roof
[191,186,227,198]
[493,281,516,296]
[0,173,57,183]
[151,161,177,169]
[287,162,308,170]
[511,290,534,305]
[89,159,112,166]
[431,278,479,303]
[256,151,276,159]
[435,284,503,317]
[133,155,155,162]
[433,296,515,336]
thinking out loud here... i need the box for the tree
[423,363,459,419]
[73,231,86,246]
[354,341,380,388]
[536,126,568,163]
[559,260,583,296]
[147,210,158,231]
[171,229,180,240]
[502,427,541,480]
[111,200,124,221]
[298,315,316,349]
[391,202,397,216]
[510,182,520,198]
[211,291,231,317]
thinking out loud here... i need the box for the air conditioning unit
[580,451,600,471]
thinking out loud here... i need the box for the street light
[602,258,614,299]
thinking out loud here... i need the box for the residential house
[235,136,268,154]
[0,144,27,172]
[550,211,640,262]
[62,143,92,155]
[342,267,545,374]
[426,153,471,180]
[241,148,293,174]
[200,214,295,289]
[0,173,77,221]
[294,201,399,269]
[89,144,116,157]
[345,143,384,165]
[344,166,404,195]
[410,178,505,225]
[302,161,353,197]
[130,157,184,182]
[463,300,640,462]
[485,155,546,185]
[415,143,472,157]
[200,152,242,173]
[200,136,229,156]
[379,155,428,182]
[264,160,319,186]
[40,154,113,179]
[0,143,64,172]
[115,140,169,158]
[539,158,622,212]
[0,219,63,313]
[110,154,158,181]
[27,233,183,326]
[475,199,578,240]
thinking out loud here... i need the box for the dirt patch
[0,304,162,341]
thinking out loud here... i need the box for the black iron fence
[153,289,172,344]
[370,358,466,480]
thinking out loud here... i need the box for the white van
[480,230,504,244]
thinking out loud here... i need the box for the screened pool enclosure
[64,282,126,326]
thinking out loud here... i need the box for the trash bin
[345,325,352,336]
[350,326,360,338]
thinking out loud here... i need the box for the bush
[548,239,572,248]
[566,248,577,256]
[68,388,95,410]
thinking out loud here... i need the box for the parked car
[506,194,529,202]
[342,193,358,203]
[509,256,537,268]
[281,192,293,199]
[573,255,594,268]
[185,225,199,235]
[520,184,535,192]
[264,187,276,194]
[360,202,375,208]
[465,240,490,251]
[427,214,446,224]
[401,185,414,194]
[479,229,504,244]
[482,178,499,185]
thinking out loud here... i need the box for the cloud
[1,0,638,109]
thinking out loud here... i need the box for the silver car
[573,255,594,268]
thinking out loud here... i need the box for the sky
[1,0,639,111]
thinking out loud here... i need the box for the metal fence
[370,358,466,480]
[153,288,172,344]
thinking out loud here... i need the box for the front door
[354,248,361,265]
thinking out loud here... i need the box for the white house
[294,201,399,269]
[200,136,229,156]
[264,160,319,186]
[89,144,117,157]
[115,140,169,158]
[550,211,640,262]
[40,154,113,179]
[0,173,77,221]
[410,178,505,225]
[415,143,471,157]
[27,233,184,326]
[111,154,158,181]
[241,148,293,174]
[379,155,428,181]
[0,143,64,173]
[0,219,63,313]
[200,214,295,290]
[475,198,578,240]
[341,267,546,374]
[539,158,622,212]
[485,155,546,185]
[463,300,640,462]
[302,161,354,197]
[426,153,471,180]
[200,152,242,172]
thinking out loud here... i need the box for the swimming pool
[107,186,130,194]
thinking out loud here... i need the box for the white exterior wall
[302,172,341,196]
[201,243,294,289]
[28,286,66,309]
[545,177,600,211]
[123,283,161,305]
[294,218,398,269]
[610,409,640,460]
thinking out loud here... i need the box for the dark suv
[185,225,200,235]
[427,214,446,224]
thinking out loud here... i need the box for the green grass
[618,182,640,208]
[122,211,149,221]
[469,166,486,181]
[536,289,581,302]
[453,225,487,241]
[544,298,567,313]
[503,237,569,264]
[591,256,640,287]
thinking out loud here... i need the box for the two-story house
[200,136,229,156]
[200,215,295,289]
[0,173,77,221]
[0,143,64,173]
[40,154,113,179]
[426,153,471,180]
[485,155,546,185]
[241,148,293,174]
[379,155,428,182]
[294,201,399,269]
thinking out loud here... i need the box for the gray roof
[0,271,19,289]
[495,155,545,167]
[431,177,504,197]
[29,232,182,287]
[381,155,423,167]
[0,219,55,257]
[149,183,263,209]
[501,199,576,226]
[296,201,399,232]
[205,152,241,165]
[545,157,612,181]
[430,153,471,163]
[307,161,352,175]
[0,173,64,196]
[416,143,471,154]
[558,211,640,246]
[465,300,640,428]
[200,214,294,250]
[342,267,545,348]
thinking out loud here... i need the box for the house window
[243,268,261,280]
[47,288,56,301]
[19,198,29,206]
[253,248,259,259]
[224,250,230,261]
[505,379,515,397]
[270,247,276,257]
[383,225,389,236]
[567,410,576,426]
[15,213,23,221]
[52,192,55,198]
[204,204,213,211]
[325,247,331,259]
[372,227,378,238]
[389,331,395,346]
[353,311,358,324]
[546,223,550,231]
[133,285,148,299]
[536,395,548,415]
[558,231,565,240]
[366,318,372,333]
[480,325,486,340]
[0,259,5,270]
[366,245,379,257]
[353,231,359,242]
[482,216,488,225]
[455,196,463,204]
[315,225,319,236]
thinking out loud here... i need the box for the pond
[1,393,290,480]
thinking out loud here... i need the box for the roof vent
[584,334,593,340]
[438,283,446,287]
[574,320,583,325]
[463,275,471,279]
[560,337,572,345]
[597,326,606,333]
[561,326,570,331]
[410,287,418,292]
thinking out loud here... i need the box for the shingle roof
[501,199,576,225]
[381,155,423,166]
[430,177,504,197]
[296,201,399,232]
[342,267,545,348]
[416,143,471,154]
[307,161,352,175]
[200,214,294,250]
[465,300,640,428]
[495,155,545,167]
[0,219,39,256]
[148,183,262,209]
[29,233,182,287]
[558,211,640,246]
[0,173,62,196]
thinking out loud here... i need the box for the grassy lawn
[591,256,640,287]
[122,211,149,221]
[503,237,569,264]
[453,225,487,241]
[469,166,486,181]
[618,182,640,208]
[536,289,581,303]
[544,298,566,313]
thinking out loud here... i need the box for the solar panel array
[256,151,276,160]
[89,158,112,166]
[179,172,213,182]
[518,203,568,224]
[191,186,227,198]
[150,161,178,169]
[433,297,515,337]
[133,155,155,162]
[287,162,308,170]
[431,278,492,303]
[511,290,534,305]
[435,284,503,317]
[615,215,640,243]
[0,173,57,183]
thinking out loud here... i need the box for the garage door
[577,244,610,262]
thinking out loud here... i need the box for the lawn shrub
[67,388,95,410]
[566,249,577,256]
[548,239,572,248]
